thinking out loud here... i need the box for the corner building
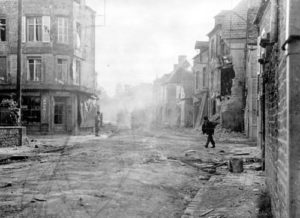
[0,0,97,134]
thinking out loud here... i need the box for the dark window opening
[221,67,235,96]
[54,104,64,124]
[0,57,7,82]
[21,96,41,124]
[0,19,6,41]
[203,67,206,88]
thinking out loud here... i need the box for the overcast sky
[86,0,240,96]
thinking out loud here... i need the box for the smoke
[99,83,154,129]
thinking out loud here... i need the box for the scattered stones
[199,175,210,180]
[0,183,12,188]
[184,150,197,157]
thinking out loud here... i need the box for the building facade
[192,41,209,128]
[0,0,97,134]
[207,0,260,131]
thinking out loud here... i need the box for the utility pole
[16,0,22,124]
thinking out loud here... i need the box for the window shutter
[73,59,76,84]
[22,16,26,42]
[42,16,51,42]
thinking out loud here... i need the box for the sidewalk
[182,130,265,218]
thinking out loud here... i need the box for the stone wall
[0,127,25,147]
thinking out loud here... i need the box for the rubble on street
[0,127,264,217]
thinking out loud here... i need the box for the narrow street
[0,128,263,218]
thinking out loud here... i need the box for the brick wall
[0,127,25,147]
[259,0,289,217]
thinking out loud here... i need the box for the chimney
[178,55,187,65]
[173,64,178,71]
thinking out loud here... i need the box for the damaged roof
[253,0,270,25]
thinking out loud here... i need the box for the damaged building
[0,0,97,134]
[207,0,260,131]
[153,56,193,127]
[192,41,209,128]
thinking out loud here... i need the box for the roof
[154,73,171,85]
[207,0,261,39]
[214,10,231,18]
[194,41,209,50]
[167,68,193,84]
[207,24,222,37]
[253,0,270,25]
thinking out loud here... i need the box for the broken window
[0,57,6,82]
[21,96,41,124]
[0,19,6,41]
[57,17,68,43]
[27,17,42,41]
[220,67,235,96]
[76,22,81,49]
[27,57,42,81]
[57,58,68,82]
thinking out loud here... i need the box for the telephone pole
[16,0,22,124]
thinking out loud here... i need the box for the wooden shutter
[22,16,26,42]
[42,16,51,42]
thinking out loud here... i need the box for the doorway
[54,97,67,132]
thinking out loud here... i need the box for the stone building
[0,0,97,134]
[254,0,300,217]
[207,0,260,131]
[168,57,193,127]
[192,41,209,128]
[153,56,192,127]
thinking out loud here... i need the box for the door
[54,97,67,132]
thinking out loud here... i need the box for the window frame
[57,58,68,82]
[26,16,43,42]
[57,17,69,44]
[27,57,42,82]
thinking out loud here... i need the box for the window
[27,57,42,81]
[195,71,199,90]
[27,17,42,41]
[76,60,81,84]
[76,22,81,48]
[54,103,64,124]
[57,58,68,81]
[25,16,50,42]
[57,17,68,43]
[0,57,6,82]
[21,96,41,124]
[203,67,206,88]
[0,19,6,41]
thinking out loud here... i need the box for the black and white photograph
[0,0,297,217]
